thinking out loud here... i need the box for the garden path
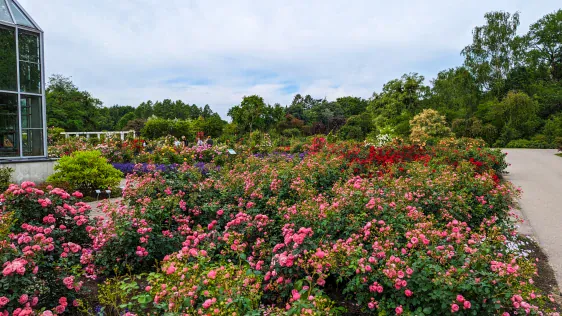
[85,197,121,219]
[503,149,562,288]
[85,179,126,219]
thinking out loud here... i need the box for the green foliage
[527,9,562,82]
[47,150,123,192]
[46,75,106,132]
[116,112,136,131]
[338,113,373,140]
[228,95,270,134]
[505,139,554,149]
[123,118,146,135]
[369,73,430,136]
[542,113,562,142]
[0,166,13,192]
[141,117,172,139]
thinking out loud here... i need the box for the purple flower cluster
[112,163,178,175]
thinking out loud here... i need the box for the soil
[518,235,562,312]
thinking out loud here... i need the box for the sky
[17,0,562,118]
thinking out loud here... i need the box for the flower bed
[2,139,559,315]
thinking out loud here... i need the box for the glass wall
[0,25,17,91]
[0,1,46,159]
[0,93,19,157]
[20,95,43,156]
[19,30,41,93]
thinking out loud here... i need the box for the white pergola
[60,130,137,140]
[0,0,46,160]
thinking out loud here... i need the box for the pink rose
[0,296,10,307]
[463,300,471,309]
[451,303,460,313]
[202,299,213,309]
[18,294,28,304]
[2,265,13,276]
[291,289,301,301]
[55,305,66,314]
[395,305,403,315]
[207,270,216,279]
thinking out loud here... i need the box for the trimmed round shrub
[47,150,123,193]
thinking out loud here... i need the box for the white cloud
[17,0,562,118]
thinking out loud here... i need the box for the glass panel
[0,93,19,157]
[0,0,13,23]
[22,129,43,156]
[18,31,40,93]
[0,26,17,91]
[8,0,34,28]
[20,95,41,128]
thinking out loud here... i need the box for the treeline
[47,9,562,147]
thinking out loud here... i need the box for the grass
[556,153,562,158]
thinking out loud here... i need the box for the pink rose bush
[0,183,94,314]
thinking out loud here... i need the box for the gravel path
[503,149,562,288]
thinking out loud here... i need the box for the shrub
[141,117,172,139]
[505,139,554,149]
[555,137,562,151]
[409,109,453,143]
[47,150,123,193]
[282,128,302,138]
[0,167,14,192]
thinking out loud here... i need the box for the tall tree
[228,95,267,134]
[527,9,562,82]
[369,73,430,136]
[46,75,104,132]
[462,11,524,93]
[430,67,481,118]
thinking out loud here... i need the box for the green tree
[462,11,524,93]
[492,91,540,145]
[228,95,267,134]
[430,67,481,118]
[141,117,172,139]
[336,96,369,117]
[369,73,430,136]
[527,9,562,82]
[135,101,154,119]
[116,112,137,130]
[46,75,105,132]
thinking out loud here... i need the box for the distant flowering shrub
[0,182,94,314]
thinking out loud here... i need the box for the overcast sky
[17,0,561,118]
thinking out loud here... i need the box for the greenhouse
[0,0,45,159]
